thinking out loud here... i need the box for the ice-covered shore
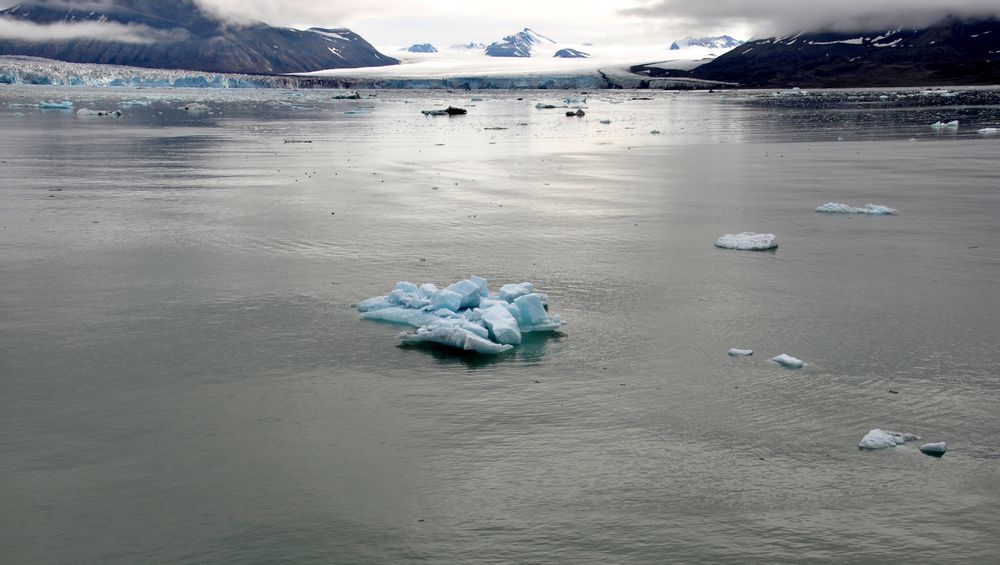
[357,277,563,354]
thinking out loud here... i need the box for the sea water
[2,85,999,563]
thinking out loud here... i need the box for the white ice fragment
[859,429,921,450]
[470,275,489,297]
[815,202,897,215]
[771,354,805,369]
[930,120,959,129]
[76,108,122,117]
[728,348,754,357]
[919,442,948,456]
[399,319,513,354]
[479,304,523,345]
[977,128,999,135]
[356,295,394,312]
[715,232,778,251]
[499,282,534,302]
[180,103,210,113]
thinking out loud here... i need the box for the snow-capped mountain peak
[485,27,557,57]
[670,36,744,50]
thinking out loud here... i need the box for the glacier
[815,203,898,215]
[358,277,563,355]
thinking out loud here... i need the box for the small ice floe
[919,442,948,457]
[564,96,587,107]
[470,97,484,102]
[728,348,754,357]
[599,119,611,124]
[535,103,557,109]
[422,106,467,116]
[344,109,372,116]
[37,100,74,109]
[859,429,920,450]
[332,91,361,100]
[358,277,563,355]
[815,202,897,215]
[771,354,805,369]
[76,109,122,118]
[977,128,999,135]
[180,103,210,113]
[715,232,778,251]
[930,120,959,129]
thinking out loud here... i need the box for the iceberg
[358,277,563,354]
[815,202,897,215]
[919,442,947,457]
[771,354,805,369]
[715,232,778,251]
[859,429,921,450]
[728,348,753,357]
[930,120,959,129]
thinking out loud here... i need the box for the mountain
[687,17,1000,87]
[670,36,744,50]
[484,28,556,57]
[554,48,589,59]
[451,42,486,50]
[405,44,438,53]
[0,0,397,74]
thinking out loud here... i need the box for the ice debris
[815,202,897,215]
[930,120,959,129]
[859,429,920,450]
[771,354,806,368]
[728,348,754,357]
[919,442,947,457]
[77,108,122,118]
[422,106,467,116]
[37,100,73,109]
[358,277,563,355]
[180,103,210,113]
[977,128,999,135]
[715,232,778,251]
[535,103,558,109]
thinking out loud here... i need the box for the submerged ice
[358,277,563,354]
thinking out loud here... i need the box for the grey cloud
[0,18,188,43]
[623,0,1000,36]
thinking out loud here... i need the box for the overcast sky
[1,0,999,47]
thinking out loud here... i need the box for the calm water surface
[1,86,999,563]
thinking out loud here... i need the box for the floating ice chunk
[599,119,611,124]
[479,304,523,345]
[77,108,122,117]
[470,275,489,297]
[431,289,463,312]
[535,103,558,109]
[344,109,372,115]
[815,202,897,215]
[395,282,418,294]
[445,280,483,309]
[399,319,513,354]
[513,294,563,332]
[388,289,430,309]
[859,429,921,450]
[771,354,805,369]
[930,120,959,129]
[37,100,73,109]
[919,442,948,457]
[728,349,754,357]
[181,103,210,113]
[499,282,534,302]
[417,283,439,299]
[356,295,394,312]
[715,232,778,251]
[564,96,587,107]
[977,128,999,135]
